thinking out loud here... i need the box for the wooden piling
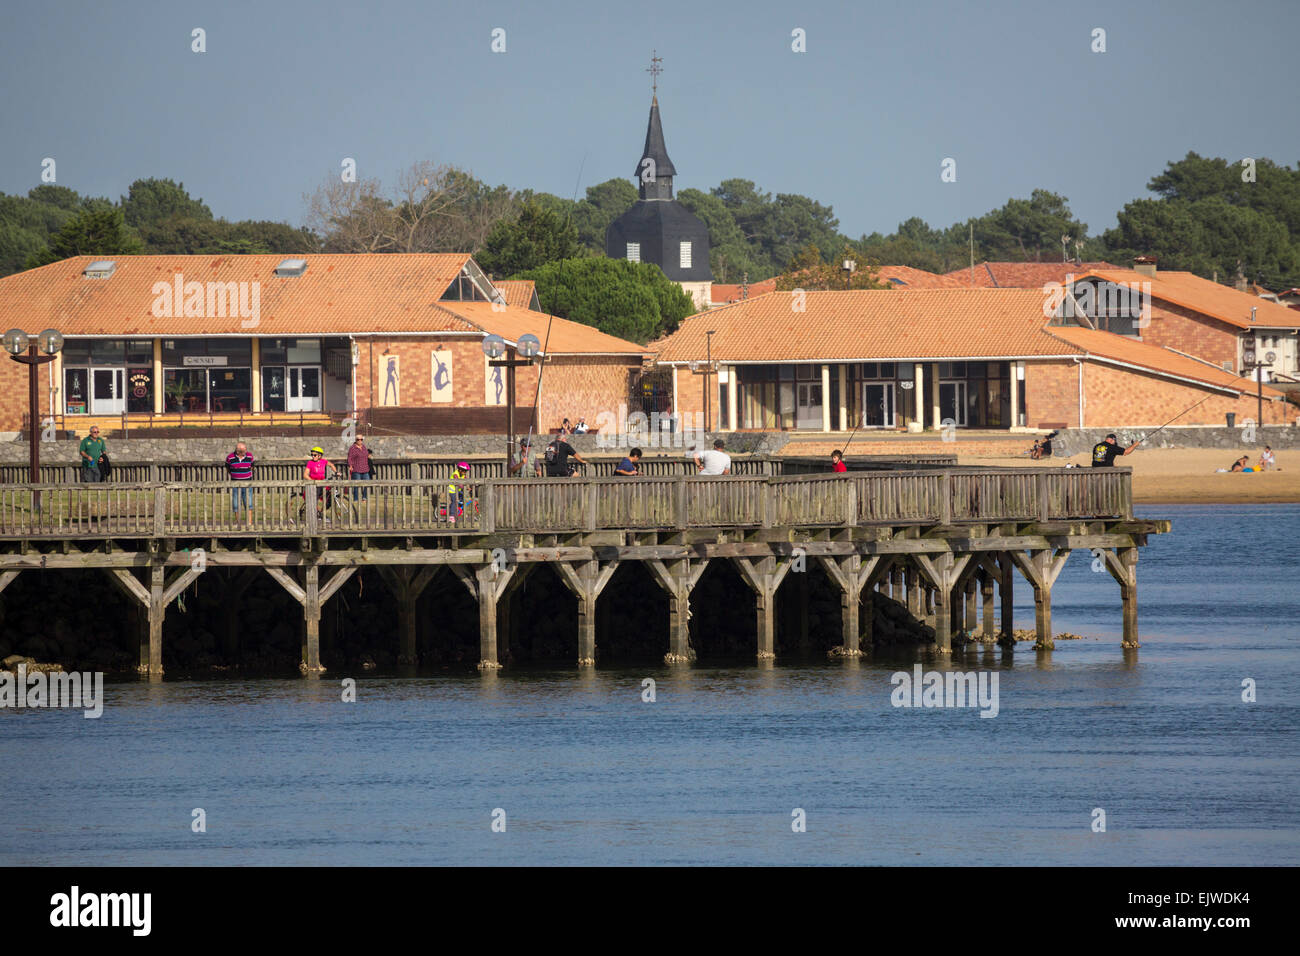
[980,567,995,643]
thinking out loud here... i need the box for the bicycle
[297,484,357,527]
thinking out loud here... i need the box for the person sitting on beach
[1230,456,1251,473]
[1260,445,1276,471]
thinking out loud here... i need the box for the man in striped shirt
[226,442,255,524]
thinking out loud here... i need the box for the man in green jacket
[79,426,106,482]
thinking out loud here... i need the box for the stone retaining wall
[1050,425,1300,457]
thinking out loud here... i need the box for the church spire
[636,53,676,200]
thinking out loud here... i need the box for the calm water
[3,504,1299,865]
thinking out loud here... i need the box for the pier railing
[0,468,1131,538]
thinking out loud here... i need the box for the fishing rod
[1133,365,1269,447]
[517,155,585,475]
[840,411,865,456]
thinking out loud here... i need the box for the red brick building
[1058,259,1300,383]
[652,288,1297,432]
[0,254,649,436]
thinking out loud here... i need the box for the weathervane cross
[647,51,663,94]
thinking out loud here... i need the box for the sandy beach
[780,439,1300,504]
[961,447,1300,504]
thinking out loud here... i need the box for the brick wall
[354,336,539,419]
[1082,359,1297,426]
[672,365,718,430]
[1140,300,1238,369]
[1024,357,1296,428]
[1024,360,1081,428]
[0,355,56,434]
[538,356,639,432]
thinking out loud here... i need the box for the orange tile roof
[655,290,1085,363]
[442,302,650,356]
[875,265,968,289]
[1070,268,1300,330]
[710,279,777,304]
[942,261,1116,288]
[0,254,649,356]
[494,279,538,310]
[1047,326,1287,398]
[0,254,475,336]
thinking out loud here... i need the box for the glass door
[90,368,125,415]
[939,381,967,427]
[795,381,823,429]
[862,383,895,427]
[287,366,322,412]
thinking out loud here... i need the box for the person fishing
[1091,433,1140,467]
[831,449,848,473]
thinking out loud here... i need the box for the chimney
[1235,261,1248,292]
[1133,255,1157,278]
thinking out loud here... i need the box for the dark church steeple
[605,55,712,298]
[636,96,677,201]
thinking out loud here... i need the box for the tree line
[3,152,1298,344]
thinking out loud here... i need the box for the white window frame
[626,242,640,263]
[680,241,692,269]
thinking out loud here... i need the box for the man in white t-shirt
[694,438,732,475]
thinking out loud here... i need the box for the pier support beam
[734,556,794,661]
[450,563,518,670]
[913,553,971,655]
[818,555,885,657]
[1103,547,1140,648]
[906,565,922,620]
[1009,548,1071,650]
[377,565,439,664]
[104,560,204,679]
[889,565,903,602]
[555,559,619,667]
[264,563,356,675]
[647,558,709,663]
[964,574,978,635]
[999,553,1014,642]
[979,564,996,643]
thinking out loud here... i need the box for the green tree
[1103,196,1299,284]
[678,188,766,282]
[25,206,144,267]
[121,178,213,227]
[968,190,1088,261]
[476,200,581,276]
[774,243,889,290]
[570,178,637,253]
[516,257,696,343]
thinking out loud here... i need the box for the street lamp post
[4,328,64,511]
[483,333,541,471]
[842,259,856,290]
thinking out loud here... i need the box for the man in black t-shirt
[545,437,587,477]
[1091,432,1140,467]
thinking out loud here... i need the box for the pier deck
[0,467,1167,675]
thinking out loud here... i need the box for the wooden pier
[0,465,1168,676]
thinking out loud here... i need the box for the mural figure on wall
[382,355,400,406]
[431,350,453,403]
[486,361,505,406]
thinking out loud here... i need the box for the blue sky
[2,0,1296,241]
